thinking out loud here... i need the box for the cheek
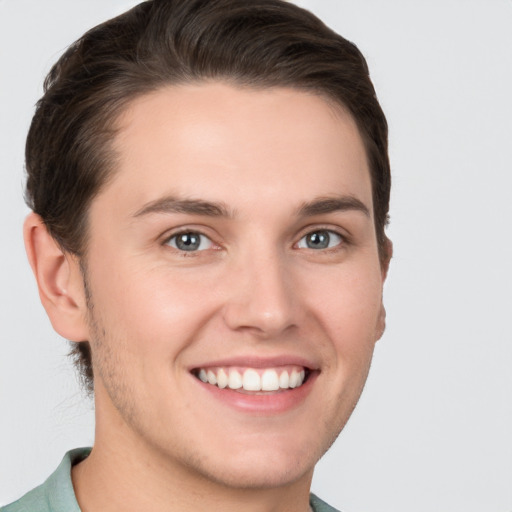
[306,262,383,355]
[91,262,220,355]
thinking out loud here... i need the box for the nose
[222,249,298,338]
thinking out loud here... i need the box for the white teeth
[278,371,289,389]
[228,369,243,389]
[207,370,217,385]
[197,366,307,391]
[261,369,280,391]
[289,369,300,388]
[243,369,261,391]
[217,368,228,389]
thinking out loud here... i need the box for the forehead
[103,82,372,219]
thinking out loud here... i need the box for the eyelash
[296,229,345,251]
[162,227,348,254]
[163,230,217,255]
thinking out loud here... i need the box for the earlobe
[375,303,387,341]
[23,212,89,342]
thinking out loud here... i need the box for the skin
[25,82,390,512]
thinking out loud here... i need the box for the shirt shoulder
[1,483,51,512]
[1,448,91,512]
[310,493,342,512]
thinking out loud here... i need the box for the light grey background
[1,1,511,510]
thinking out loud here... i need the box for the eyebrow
[133,194,369,220]
[297,196,370,218]
[133,196,233,218]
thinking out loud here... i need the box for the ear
[380,238,393,281]
[24,212,89,342]
[375,238,393,341]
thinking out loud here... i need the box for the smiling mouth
[193,366,310,392]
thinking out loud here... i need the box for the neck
[72,397,313,512]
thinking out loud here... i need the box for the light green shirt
[2,449,340,512]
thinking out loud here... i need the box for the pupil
[177,233,200,251]
[307,231,329,249]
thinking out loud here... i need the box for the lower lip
[194,372,318,414]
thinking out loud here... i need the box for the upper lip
[190,355,319,371]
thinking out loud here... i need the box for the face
[80,83,387,489]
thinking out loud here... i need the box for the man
[3,0,391,511]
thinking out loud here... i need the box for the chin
[200,459,312,490]
[178,441,320,491]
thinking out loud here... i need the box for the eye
[297,230,343,250]
[165,231,214,252]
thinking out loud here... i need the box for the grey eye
[167,232,213,251]
[297,230,342,250]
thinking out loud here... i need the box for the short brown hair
[26,0,391,394]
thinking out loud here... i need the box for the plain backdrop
[1,1,511,511]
